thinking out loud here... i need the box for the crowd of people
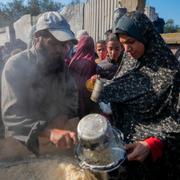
[0,9,179,180]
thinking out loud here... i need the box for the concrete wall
[121,0,146,12]
[61,3,84,35]
[0,14,32,46]
[0,0,146,46]
[14,14,32,44]
[0,27,9,46]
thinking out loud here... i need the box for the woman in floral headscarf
[99,11,180,180]
[69,36,97,118]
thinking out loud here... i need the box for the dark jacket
[96,58,120,80]
[1,47,78,155]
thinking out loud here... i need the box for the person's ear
[34,31,41,38]
[34,32,43,49]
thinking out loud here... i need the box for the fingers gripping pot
[75,114,126,172]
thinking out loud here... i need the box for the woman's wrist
[144,137,164,161]
[39,127,51,139]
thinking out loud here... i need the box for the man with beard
[1,11,78,156]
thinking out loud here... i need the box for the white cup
[90,78,106,102]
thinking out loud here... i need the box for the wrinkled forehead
[119,34,136,43]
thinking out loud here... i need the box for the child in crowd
[86,33,122,95]
[96,33,122,80]
[91,33,122,81]
[95,40,107,64]
[86,33,122,122]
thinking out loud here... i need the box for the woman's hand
[125,141,150,162]
[90,74,100,83]
[50,129,77,149]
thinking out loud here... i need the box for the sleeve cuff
[144,137,164,161]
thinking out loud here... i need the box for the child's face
[96,43,107,60]
[107,40,121,61]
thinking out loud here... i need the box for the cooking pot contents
[75,113,126,172]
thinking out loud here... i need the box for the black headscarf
[115,11,179,69]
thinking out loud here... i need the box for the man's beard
[38,44,65,75]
